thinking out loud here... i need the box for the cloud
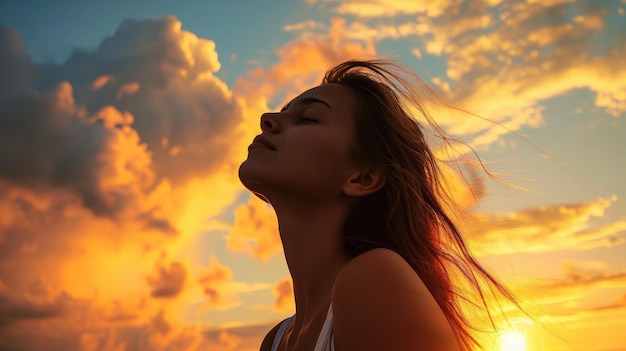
[147,254,187,299]
[586,292,626,312]
[273,277,294,313]
[0,279,78,327]
[468,196,626,255]
[235,17,375,107]
[0,28,33,99]
[196,256,264,312]
[116,82,140,99]
[225,197,281,261]
[574,219,626,248]
[0,16,264,350]
[92,75,114,90]
[282,20,324,32]
[99,299,139,323]
[420,1,626,140]
[198,256,236,310]
[80,310,249,351]
[0,50,172,230]
[311,0,626,148]
[330,0,450,18]
[0,310,269,351]
[514,260,626,326]
[19,16,249,186]
[542,260,626,291]
[80,329,127,351]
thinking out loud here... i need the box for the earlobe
[343,167,386,197]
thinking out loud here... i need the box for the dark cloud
[0,280,79,327]
[0,15,248,226]
[33,16,246,184]
[0,28,33,100]
[0,48,169,231]
[147,261,186,298]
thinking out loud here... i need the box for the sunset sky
[1,0,625,350]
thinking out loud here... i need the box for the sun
[499,330,528,351]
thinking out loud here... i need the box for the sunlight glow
[499,330,528,351]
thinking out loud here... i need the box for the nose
[260,112,280,132]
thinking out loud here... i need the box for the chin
[238,160,268,198]
[238,159,253,188]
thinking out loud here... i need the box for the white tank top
[270,305,335,351]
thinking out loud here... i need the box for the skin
[240,84,460,351]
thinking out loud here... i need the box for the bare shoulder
[336,247,413,278]
[332,248,460,351]
[333,248,426,299]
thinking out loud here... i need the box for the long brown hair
[323,60,517,350]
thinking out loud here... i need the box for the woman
[239,60,515,351]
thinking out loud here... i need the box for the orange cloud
[0,279,76,326]
[196,256,261,312]
[116,82,140,99]
[273,277,294,313]
[544,261,626,291]
[332,0,449,18]
[193,255,273,314]
[468,196,626,255]
[80,329,127,351]
[93,75,114,90]
[513,260,626,328]
[99,299,139,323]
[311,0,626,149]
[147,254,187,299]
[0,16,262,351]
[586,292,626,313]
[282,20,323,32]
[225,197,281,261]
[235,17,375,107]
[198,256,234,308]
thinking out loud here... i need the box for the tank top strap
[271,315,295,351]
[313,304,335,351]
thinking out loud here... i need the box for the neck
[272,198,351,320]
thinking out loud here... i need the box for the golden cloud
[331,0,449,18]
[80,329,127,351]
[512,259,626,333]
[309,0,626,149]
[196,256,271,312]
[273,277,295,313]
[543,260,626,291]
[468,196,625,255]
[225,196,281,261]
[147,254,187,299]
[0,16,265,350]
[235,17,375,107]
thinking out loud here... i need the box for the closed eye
[298,116,318,123]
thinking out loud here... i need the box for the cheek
[288,135,354,179]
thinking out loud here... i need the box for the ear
[342,166,386,197]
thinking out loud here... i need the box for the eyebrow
[281,97,332,112]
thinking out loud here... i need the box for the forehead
[290,83,356,113]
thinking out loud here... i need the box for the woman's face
[239,83,360,204]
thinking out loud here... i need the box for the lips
[250,135,276,150]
